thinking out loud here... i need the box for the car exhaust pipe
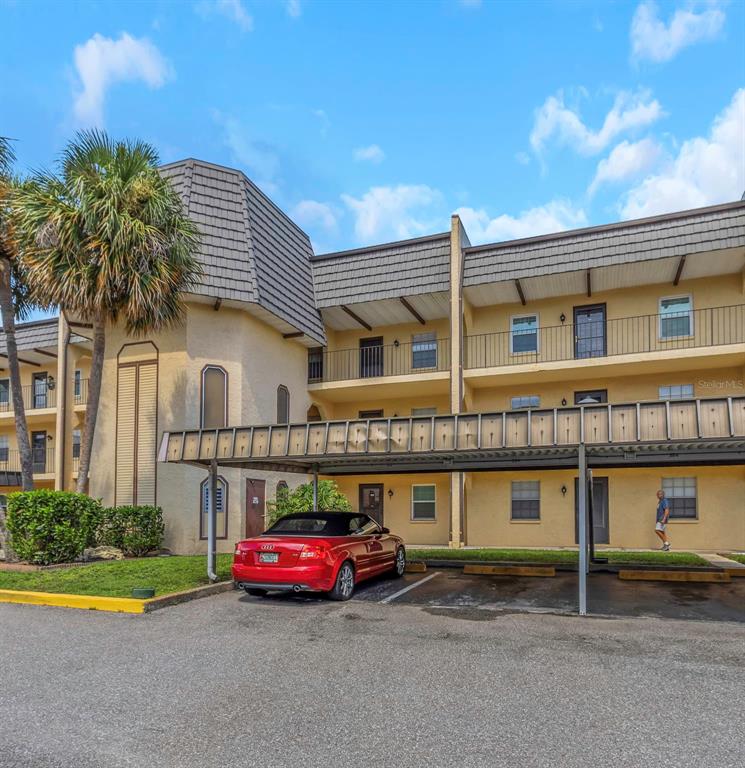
[293,585,302,592]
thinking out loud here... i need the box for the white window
[659,296,693,339]
[412,407,437,416]
[0,435,8,463]
[511,481,540,520]
[412,332,437,369]
[511,395,540,410]
[73,369,82,401]
[659,384,694,401]
[200,476,228,539]
[411,485,436,521]
[510,314,539,354]
[662,477,697,519]
[72,429,81,459]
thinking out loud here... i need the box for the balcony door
[32,372,48,409]
[574,304,606,359]
[32,431,47,473]
[359,337,384,378]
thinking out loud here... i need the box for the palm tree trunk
[0,257,33,492]
[76,312,105,493]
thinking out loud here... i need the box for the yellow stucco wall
[465,465,745,551]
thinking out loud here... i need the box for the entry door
[574,304,606,359]
[359,337,384,378]
[359,484,384,525]
[31,431,47,473]
[32,373,48,409]
[246,479,266,537]
[575,476,609,545]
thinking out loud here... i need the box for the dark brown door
[359,484,384,525]
[574,304,606,359]
[575,476,609,545]
[359,337,384,378]
[32,431,47,473]
[32,372,48,409]
[246,479,266,537]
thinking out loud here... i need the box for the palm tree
[14,130,201,493]
[0,137,35,498]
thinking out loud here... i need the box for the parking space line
[380,572,441,604]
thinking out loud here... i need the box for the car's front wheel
[328,561,355,601]
[392,547,406,578]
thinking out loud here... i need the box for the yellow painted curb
[618,570,730,584]
[0,589,146,613]
[405,562,427,573]
[463,564,556,577]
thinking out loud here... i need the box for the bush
[266,480,351,527]
[6,491,102,565]
[97,505,164,557]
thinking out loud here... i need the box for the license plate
[258,552,279,563]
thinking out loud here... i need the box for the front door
[359,484,384,525]
[574,304,606,359]
[32,373,48,409]
[575,476,609,545]
[246,479,266,538]
[359,337,384,378]
[31,431,47,473]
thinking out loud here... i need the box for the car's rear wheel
[392,546,406,578]
[328,561,355,601]
[245,588,267,597]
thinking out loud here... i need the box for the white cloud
[455,200,588,245]
[588,138,661,196]
[292,200,338,232]
[631,1,725,63]
[353,144,385,164]
[530,89,664,155]
[214,112,280,193]
[621,89,745,219]
[196,0,253,31]
[342,185,441,242]
[286,0,301,18]
[515,151,531,165]
[72,33,170,127]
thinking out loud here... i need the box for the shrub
[6,491,103,565]
[97,505,164,557]
[266,480,351,527]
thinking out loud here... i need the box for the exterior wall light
[561,485,567,496]
[387,489,394,499]
[46,375,56,390]
[393,339,400,347]
[561,398,567,406]
[559,313,566,323]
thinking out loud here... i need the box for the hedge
[97,505,164,557]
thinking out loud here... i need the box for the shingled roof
[160,159,325,345]
[311,232,451,307]
[463,200,745,286]
[0,318,88,356]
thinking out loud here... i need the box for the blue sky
[2,0,744,260]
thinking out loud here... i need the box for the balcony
[0,384,57,414]
[74,378,90,407]
[308,338,451,400]
[465,304,745,384]
[0,448,55,483]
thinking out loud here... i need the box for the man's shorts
[655,522,667,532]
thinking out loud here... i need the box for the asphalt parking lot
[1,571,744,768]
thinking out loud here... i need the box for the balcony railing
[74,378,89,406]
[0,384,58,413]
[465,304,745,370]
[308,338,451,383]
[0,448,55,475]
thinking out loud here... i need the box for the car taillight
[299,545,327,560]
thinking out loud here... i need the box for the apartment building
[2,158,744,553]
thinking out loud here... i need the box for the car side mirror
[381,527,390,534]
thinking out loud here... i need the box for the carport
[157,396,745,615]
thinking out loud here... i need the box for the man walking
[655,489,671,551]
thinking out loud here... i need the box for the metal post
[207,459,218,583]
[312,464,319,511]
[578,443,588,616]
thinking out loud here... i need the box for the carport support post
[312,464,319,511]
[207,459,218,583]
[578,443,588,616]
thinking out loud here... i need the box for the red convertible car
[232,511,406,600]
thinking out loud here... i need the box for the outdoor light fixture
[561,398,567,406]
[559,313,566,323]
[46,375,56,391]
[561,485,567,496]
[393,339,400,347]
[387,489,394,499]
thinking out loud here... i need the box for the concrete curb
[0,580,235,614]
[463,564,556,577]
[618,570,731,583]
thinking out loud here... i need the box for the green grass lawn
[723,553,745,565]
[0,555,234,598]
[407,548,708,567]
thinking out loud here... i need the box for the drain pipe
[207,458,218,582]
